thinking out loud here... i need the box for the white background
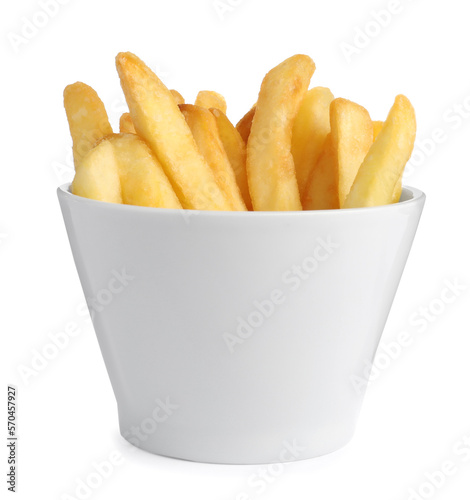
[2,0,470,499]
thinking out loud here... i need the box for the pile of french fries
[64,52,416,211]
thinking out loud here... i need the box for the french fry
[119,112,136,134]
[71,140,122,203]
[64,82,113,168]
[247,55,315,211]
[170,89,185,105]
[374,120,402,202]
[333,99,373,206]
[373,120,383,140]
[302,134,339,210]
[343,95,416,208]
[210,108,252,210]
[195,90,227,113]
[108,134,182,208]
[303,98,373,210]
[236,106,256,143]
[120,92,184,134]
[115,52,232,211]
[291,87,334,195]
[180,105,246,211]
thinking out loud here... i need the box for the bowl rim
[58,183,425,217]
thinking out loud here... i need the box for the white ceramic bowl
[58,184,425,464]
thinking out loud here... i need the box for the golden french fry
[119,112,136,134]
[291,87,334,195]
[72,140,122,203]
[64,82,113,167]
[247,55,315,211]
[373,120,383,140]
[170,89,185,105]
[120,95,184,133]
[333,98,374,206]
[302,134,339,210]
[373,120,402,202]
[107,134,182,208]
[115,52,231,211]
[236,106,256,143]
[195,90,227,113]
[303,98,373,210]
[180,105,246,211]
[343,95,416,208]
[210,108,252,210]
